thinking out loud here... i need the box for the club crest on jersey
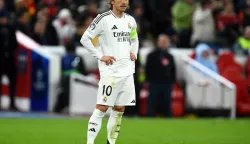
[103,96,107,102]
[128,22,132,29]
[89,23,96,30]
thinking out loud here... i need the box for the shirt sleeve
[130,18,139,58]
[80,15,105,60]
[84,14,105,39]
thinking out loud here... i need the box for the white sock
[107,110,124,144]
[87,109,106,144]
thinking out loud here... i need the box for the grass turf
[0,118,249,144]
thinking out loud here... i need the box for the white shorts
[96,74,136,106]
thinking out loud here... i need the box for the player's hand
[100,56,116,65]
[130,52,136,61]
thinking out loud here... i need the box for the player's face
[112,0,129,12]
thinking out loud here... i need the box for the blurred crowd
[0,0,249,54]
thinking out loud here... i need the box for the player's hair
[107,0,130,10]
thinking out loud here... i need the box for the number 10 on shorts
[102,85,112,96]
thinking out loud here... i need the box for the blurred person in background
[58,0,84,21]
[73,15,94,46]
[241,5,250,28]
[145,34,176,117]
[15,8,31,36]
[0,1,18,110]
[191,0,216,47]
[98,0,110,13]
[85,1,98,18]
[232,0,244,13]
[195,43,218,73]
[171,0,195,48]
[31,5,59,45]
[144,0,175,38]
[185,43,218,87]
[41,0,56,5]
[212,0,232,12]
[59,0,87,10]
[76,0,98,21]
[32,20,46,44]
[39,0,59,18]
[216,1,241,47]
[52,8,76,45]
[15,0,36,16]
[243,0,250,10]
[4,0,15,14]
[73,22,86,47]
[0,0,8,16]
[15,0,28,12]
[130,2,149,43]
[54,40,88,113]
[233,26,250,55]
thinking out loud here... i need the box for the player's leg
[87,104,109,144]
[107,106,125,144]
[88,76,119,144]
[106,75,135,144]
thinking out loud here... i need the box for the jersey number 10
[102,85,112,96]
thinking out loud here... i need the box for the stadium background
[0,0,250,143]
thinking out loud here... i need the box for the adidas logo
[112,25,118,30]
[89,128,96,132]
[131,100,136,103]
[89,122,98,126]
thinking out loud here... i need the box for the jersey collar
[110,10,125,19]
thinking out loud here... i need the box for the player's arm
[130,19,139,61]
[80,16,115,65]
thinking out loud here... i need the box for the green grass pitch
[0,118,250,144]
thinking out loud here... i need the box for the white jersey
[83,10,138,77]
